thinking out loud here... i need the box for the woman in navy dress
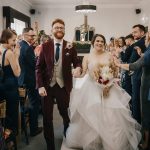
[0,29,20,134]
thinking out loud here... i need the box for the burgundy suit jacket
[36,39,81,94]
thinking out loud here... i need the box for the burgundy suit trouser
[42,83,70,150]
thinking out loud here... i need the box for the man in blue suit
[130,24,146,123]
[18,27,42,136]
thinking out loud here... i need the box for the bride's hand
[103,86,110,98]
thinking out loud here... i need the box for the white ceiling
[28,0,142,5]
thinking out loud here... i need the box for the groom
[36,18,81,150]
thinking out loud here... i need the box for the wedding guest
[18,27,42,137]
[130,24,146,123]
[0,29,20,134]
[115,31,150,150]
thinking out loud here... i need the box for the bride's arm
[73,55,99,79]
[77,55,88,78]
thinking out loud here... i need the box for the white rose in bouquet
[101,66,113,82]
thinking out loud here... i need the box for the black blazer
[144,45,150,66]
[120,44,134,63]
[18,40,36,88]
[130,36,146,63]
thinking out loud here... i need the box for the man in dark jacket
[130,24,146,123]
[18,27,42,136]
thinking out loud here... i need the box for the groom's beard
[54,31,64,39]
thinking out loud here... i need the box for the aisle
[18,105,63,150]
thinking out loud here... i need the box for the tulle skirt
[62,74,141,150]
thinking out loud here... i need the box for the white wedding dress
[61,62,141,150]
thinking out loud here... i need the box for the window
[3,6,30,30]
[11,18,26,35]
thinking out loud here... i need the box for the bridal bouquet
[97,65,113,86]
[97,65,114,98]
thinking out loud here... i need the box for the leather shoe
[30,127,43,137]
[64,124,69,137]
[138,144,149,150]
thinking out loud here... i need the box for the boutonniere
[65,52,70,56]
[65,42,73,49]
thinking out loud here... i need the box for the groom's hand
[72,67,82,78]
[38,87,47,97]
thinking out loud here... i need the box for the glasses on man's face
[25,34,35,37]
[53,26,65,30]
[28,35,36,37]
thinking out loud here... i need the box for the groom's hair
[52,18,65,27]
[91,34,106,46]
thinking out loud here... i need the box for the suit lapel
[62,40,67,66]
[49,40,54,64]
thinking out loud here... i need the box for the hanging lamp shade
[75,5,96,13]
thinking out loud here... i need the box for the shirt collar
[23,40,31,46]
[54,38,63,46]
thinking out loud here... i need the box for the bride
[61,34,141,150]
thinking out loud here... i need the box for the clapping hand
[134,46,142,57]
[115,47,122,53]
[14,42,20,57]
[113,56,121,67]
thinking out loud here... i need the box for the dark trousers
[1,77,19,134]
[27,88,40,134]
[42,84,70,150]
[131,77,141,124]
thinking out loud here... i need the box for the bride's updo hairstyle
[91,34,106,47]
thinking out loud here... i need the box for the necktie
[55,43,60,62]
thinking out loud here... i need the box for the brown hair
[52,18,65,27]
[22,27,33,34]
[91,34,106,46]
[132,24,146,33]
[0,29,17,44]
[125,34,134,40]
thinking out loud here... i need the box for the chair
[0,100,18,150]
[18,87,29,145]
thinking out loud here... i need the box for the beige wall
[0,0,31,32]
[0,0,150,42]
[31,4,141,42]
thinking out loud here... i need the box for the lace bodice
[88,61,114,81]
